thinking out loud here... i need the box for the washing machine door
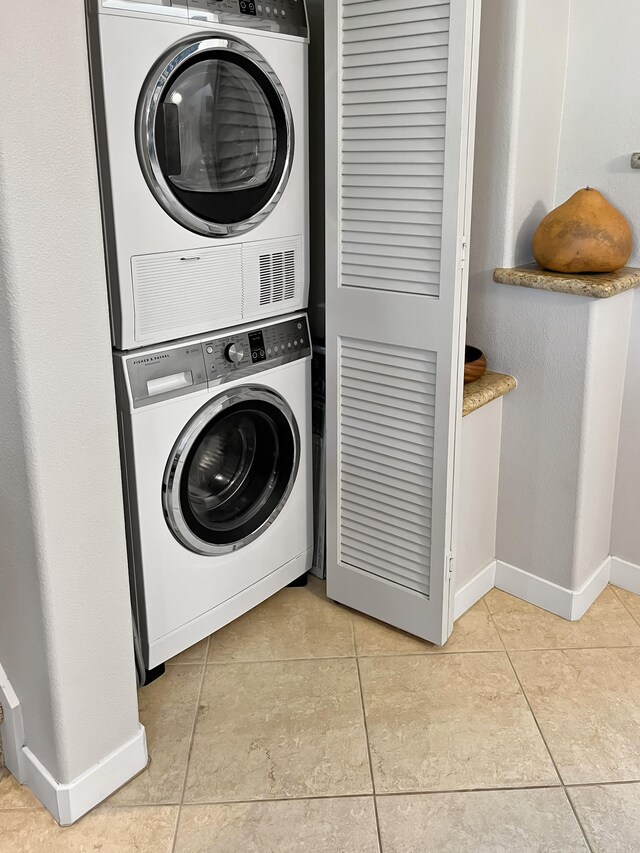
[163,386,300,555]
[137,35,294,238]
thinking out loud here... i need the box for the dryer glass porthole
[138,36,294,237]
[163,387,300,555]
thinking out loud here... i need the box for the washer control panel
[125,342,208,408]
[120,314,311,408]
[203,315,311,383]
[98,0,309,39]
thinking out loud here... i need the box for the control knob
[224,342,245,365]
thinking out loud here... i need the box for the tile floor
[2,579,640,851]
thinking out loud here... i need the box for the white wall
[469,0,639,591]
[467,0,584,589]
[454,401,502,592]
[553,0,640,567]
[613,294,640,564]
[0,0,143,813]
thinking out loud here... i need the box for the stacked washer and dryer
[86,0,313,677]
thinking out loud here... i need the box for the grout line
[563,786,595,853]
[204,653,358,665]
[483,598,595,843]
[199,643,640,663]
[480,596,640,652]
[355,657,383,853]
[483,596,508,653]
[138,784,573,810]
[349,604,357,657]
[5,780,640,815]
[503,649,565,784]
[490,644,640,653]
[501,647,594,851]
[566,778,640,789]
[610,585,640,629]
[171,636,210,853]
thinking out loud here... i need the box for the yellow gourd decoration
[533,187,632,274]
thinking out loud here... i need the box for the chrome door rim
[163,386,300,555]
[137,35,295,238]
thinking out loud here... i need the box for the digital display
[249,330,266,362]
[239,0,256,15]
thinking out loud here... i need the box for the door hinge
[460,238,468,268]
[447,552,455,576]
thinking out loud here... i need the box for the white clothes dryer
[114,312,313,668]
[87,0,309,350]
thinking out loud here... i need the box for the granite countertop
[463,371,516,417]
[493,263,640,299]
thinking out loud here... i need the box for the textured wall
[0,1,140,784]
[552,0,640,567]
[467,0,585,589]
[455,401,502,592]
[469,0,638,589]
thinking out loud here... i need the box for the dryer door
[163,386,300,555]
[138,35,294,238]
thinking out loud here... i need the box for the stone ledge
[463,371,516,417]
[493,263,640,299]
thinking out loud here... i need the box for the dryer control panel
[97,0,309,40]
[203,315,311,384]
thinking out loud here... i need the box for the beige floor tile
[0,770,41,808]
[376,789,588,852]
[175,798,379,853]
[184,659,372,802]
[359,652,558,794]
[485,586,640,650]
[568,783,640,853]
[511,648,640,784]
[0,805,178,853]
[110,665,202,805]
[208,578,354,662]
[613,585,640,624]
[353,599,502,656]
[168,637,210,665]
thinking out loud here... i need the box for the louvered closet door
[325,0,480,644]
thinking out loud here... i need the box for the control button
[273,8,278,14]
[252,352,258,361]
[294,340,298,347]
[274,345,279,352]
[224,342,245,365]
[265,5,270,12]
[206,346,214,354]
[281,8,286,15]
[260,349,265,357]
[297,322,302,329]
[287,342,292,349]
[257,3,262,9]
[267,348,272,355]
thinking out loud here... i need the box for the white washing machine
[114,312,313,668]
[86,0,309,350]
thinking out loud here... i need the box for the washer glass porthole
[163,387,300,555]
[137,36,294,238]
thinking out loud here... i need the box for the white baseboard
[573,557,612,619]
[495,557,611,621]
[23,724,147,826]
[0,663,26,783]
[610,556,640,596]
[454,561,496,620]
